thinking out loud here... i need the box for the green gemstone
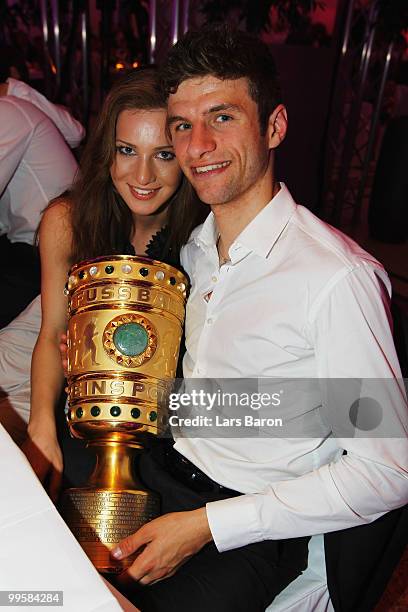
[149,410,157,422]
[105,265,114,274]
[131,407,141,419]
[76,407,83,418]
[91,406,100,417]
[113,322,148,356]
[110,406,121,417]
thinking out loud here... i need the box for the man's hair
[160,25,282,134]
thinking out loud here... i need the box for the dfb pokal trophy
[60,255,187,573]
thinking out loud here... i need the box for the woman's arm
[22,201,72,501]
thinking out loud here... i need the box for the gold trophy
[60,255,187,573]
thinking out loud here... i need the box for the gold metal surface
[60,255,187,573]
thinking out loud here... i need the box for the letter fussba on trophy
[60,255,187,573]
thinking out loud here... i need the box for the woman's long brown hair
[67,68,206,264]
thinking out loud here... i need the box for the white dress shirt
[178,184,408,552]
[0,82,81,244]
[6,78,85,147]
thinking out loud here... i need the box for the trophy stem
[86,441,142,491]
[60,441,160,573]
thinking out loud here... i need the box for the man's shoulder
[287,204,391,318]
[290,204,383,274]
[0,95,49,127]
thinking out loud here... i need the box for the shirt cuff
[206,494,262,552]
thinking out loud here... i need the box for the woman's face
[110,109,182,218]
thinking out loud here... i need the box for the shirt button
[211,276,218,283]
[207,317,213,325]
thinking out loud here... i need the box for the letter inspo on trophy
[60,256,187,573]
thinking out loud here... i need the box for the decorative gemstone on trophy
[103,313,158,367]
[113,322,149,356]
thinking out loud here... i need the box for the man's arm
[6,78,85,148]
[0,100,32,196]
[206,264,408,551]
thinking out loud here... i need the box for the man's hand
[112,508,213,586]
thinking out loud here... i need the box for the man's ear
[266,104,288,149]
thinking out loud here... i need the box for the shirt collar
[194,210,219,251]
[194,183,297,260]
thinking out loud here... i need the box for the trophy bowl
[59,255,188,573]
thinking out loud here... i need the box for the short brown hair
[160,25,282,133]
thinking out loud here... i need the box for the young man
[112,27,408,611]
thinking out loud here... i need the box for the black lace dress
[122,226,180,269]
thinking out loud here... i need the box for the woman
[22,68,205,500]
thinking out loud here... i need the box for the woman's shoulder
[39,197,73,256]
[41,197,72,231]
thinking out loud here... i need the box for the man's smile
[191,161,231,176]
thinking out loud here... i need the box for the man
[111,27,408,611]
[0,55,84,327]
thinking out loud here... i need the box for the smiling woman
[22,68,206,499]
[69,68,204,267]
[110,108,181,249]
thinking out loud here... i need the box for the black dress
[123,226,180,269]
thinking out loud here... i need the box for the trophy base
[60,487,160,573]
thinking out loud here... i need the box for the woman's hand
[22,427,63,502]
[59,332,69,377]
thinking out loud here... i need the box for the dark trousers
[325,505,408,612]
[0,235,41,329]
[108,443,310,612]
